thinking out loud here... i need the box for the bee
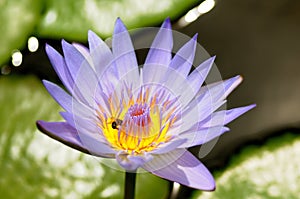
[111,119,123,130]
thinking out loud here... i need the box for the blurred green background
[0,0,198,66]
[1,0,300,198]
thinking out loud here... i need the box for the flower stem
[124,171,137,199]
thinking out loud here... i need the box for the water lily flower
[36,18,255,191]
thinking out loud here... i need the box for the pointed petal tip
[114,17,127,33]
[88,30,101,44]
[36,120,43,126]
[236,74,243,81]
[88,29,96,37]
[224,126,231,133]
[178,179,216,191]
[192,173,216,191]
[61,39,67,45]
[42,79,57,89]
[36,120,42,131]
[45,43,51,50]
[61,39,77,50]
[115,17,124,28]
[36,120,51,131]
[234,103,256,116]
[226,75,243,87]
[196,55,216,71]
[248,103,257,109]
[192,33,198,40]
[209,55,217,64]
[236,75,244,85]
[242,103,256,112]
[36,120,48,134]
[206,55,216,63]
[45,43,59,56]
[207,183,216,191]
[162,17,172,29]
[197,178,216,191]
[42,79,50,86]
[61,39,72,51]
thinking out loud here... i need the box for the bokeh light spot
[11,50,22,67]
[28,36,39,52]
[198,0,215,14]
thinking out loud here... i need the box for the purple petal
[60,40,100,106]
[47,42,99,105]
[177,126,230,148]
[197,75,243,101]
[77,129,116,157]
[37,121,115,158]
[174,56,216,108]
[184,56,216,98]
[144,18,172,65]
[43,80,95,119]
[60,112,76,128]
[43,80,72,113]
[116,151,153,171]
[60,111,97,131]
[88,30,118,90]
[180,99,226,134]
[143,149,215,190]
[112,18,139,87]
[151,138,187,154]
[72,113,102,139]
[62,40,84,81]
[36,121,89,154]
[156,35,199,107]
[72,43,93,66]
[200,104,256,128]
[73,97,96,119]
[180,76,242,132]
[45,44,74,92]
[168,34,197,77]
[143,18,173,84]
[71,58,99,106]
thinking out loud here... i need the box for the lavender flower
[37,18,254,191]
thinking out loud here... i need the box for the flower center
[97,87,179,154]
[105,103,163,154]
[126,104,151,127]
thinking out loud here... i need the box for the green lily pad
[0,0,42,66]
[0,76,168,199]
[193,133,300,199]
[37,0,198,41]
